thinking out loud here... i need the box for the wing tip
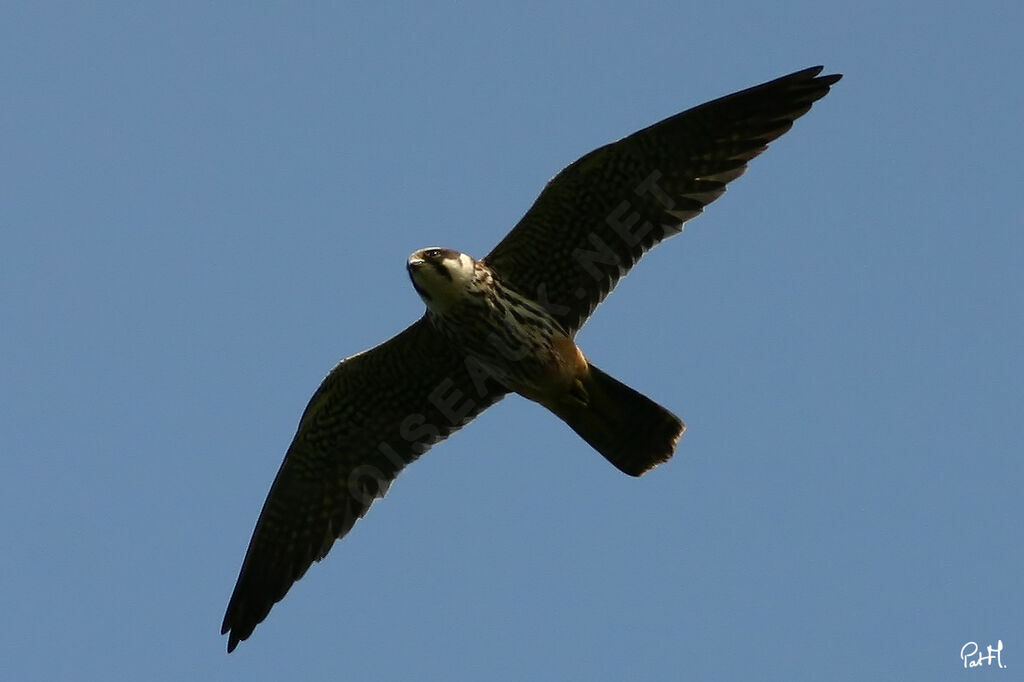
[773,66,842,101]
[793,64,842,81]
[222,609,244,653]
[221,584,265,653]
[802,66,843,91]
[222,614,251,653]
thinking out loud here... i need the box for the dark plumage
[485,66,841,333]
[222,66,841,652]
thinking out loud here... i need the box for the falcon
[222,66,841,651]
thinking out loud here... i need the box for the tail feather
[548,364,684,476]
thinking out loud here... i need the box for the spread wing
[483,66,841,334]
[222,317,505,652]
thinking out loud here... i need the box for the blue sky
[2,2,1021,680]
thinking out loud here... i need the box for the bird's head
[407,247,477,313]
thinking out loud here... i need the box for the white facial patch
[408,248,477,314]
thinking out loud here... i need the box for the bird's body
[409,248,582,403]
[222,66,842,652]
[408,247,684,475]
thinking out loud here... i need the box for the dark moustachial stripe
[429,260,453,281]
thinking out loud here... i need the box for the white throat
[408,248,477,314]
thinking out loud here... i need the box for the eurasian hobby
[222,66,841,651]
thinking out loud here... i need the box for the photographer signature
[961,640,1005,669]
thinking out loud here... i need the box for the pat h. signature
[961,640,1005,669]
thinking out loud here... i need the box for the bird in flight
[222,66,841,652]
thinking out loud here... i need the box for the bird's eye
[425,248,443,259]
